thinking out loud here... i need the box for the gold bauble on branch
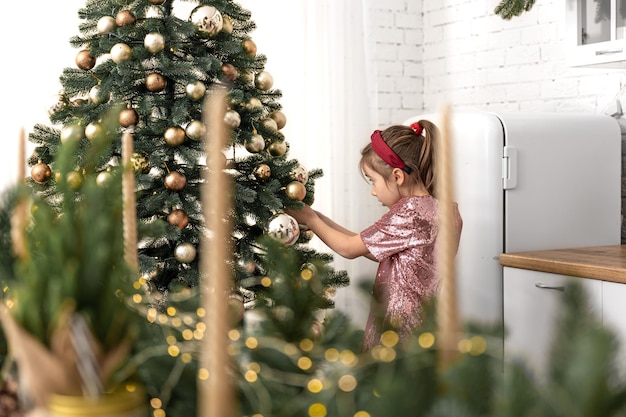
[269,111,287,129]
[115,10,136,27]
[84,122,103,141]
[164,126,186,147]
[268,140,287,157]
[66,171,83,190]
[222,15,233,34]
[130,153,149,173]
[246,97,263,111]
[245,133,265,153]
[145,72,167,92]
[167,208,189,230]
[285,181,306,201]
[253,164,271,180]
[185,120,205,141]
[261,118,278,131]
[254,71,274,91]
[164,171,187,191]
[96,16,116,34]
[111,43,132,63]
[75,50,95,70]
[89,85,110,105]
[242,39,257,56]
[223,110,241,129]
[221,63,238,81]
[60,124,84,144]
[96,170,112,186]
[31,162,52,184]
[185,81,206,101]
[174,242,196,263]
[144,32,165,54]
[119,108,139,127]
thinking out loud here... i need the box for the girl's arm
[287,206,372,260]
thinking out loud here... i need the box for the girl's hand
[286,204,315,227]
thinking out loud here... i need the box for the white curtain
[240,0,383,327]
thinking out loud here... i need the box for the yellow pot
[47,387,146,417]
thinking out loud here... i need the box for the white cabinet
[602,281,626,373]
[503,267,603,378]
[566,0,626,67]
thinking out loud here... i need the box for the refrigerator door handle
[535,282,565,292]
[502,146,518,190]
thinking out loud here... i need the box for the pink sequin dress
[360,195,439,351]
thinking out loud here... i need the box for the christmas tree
[25,0,348,311]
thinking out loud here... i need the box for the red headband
[370,130,412,174]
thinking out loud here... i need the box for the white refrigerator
[404,111,622,328]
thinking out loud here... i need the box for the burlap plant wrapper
[0,304,132,413]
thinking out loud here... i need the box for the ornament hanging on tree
[246,97,263,111]
[96,170,112,186]
[148,0,165,4]
[185,120,205,141]
[268,141,287,157]
[265,213,300,245]
[254,71,274,91]
[164,171,187,191]
[66,171,83,190]
[111,43,132,63]
[167,209,189,230]
[290,163,308,184]
[269,111,287,130]
[75,50,95,70]
[116,10,136,27]
[224,110,241,129]
[131,153,149,173]
[60,124,84,144]
[146,72,167,92]
[89,85,109,105]
[221,63,238,81]
[144,33,165,54]
[242,39,257,56]
[261,118,278,131]
[285,181,307,201]
[96,16,116,34]
[245,133,265,153]
[119,108,139,127]
[190,5,223,37]
[31,162,52,184]
[253,164,271,180]
[185,81,206,101]
[222,15,233,34]
[84,122,103,141]
[164,126,186,147]
[174,242,196,264]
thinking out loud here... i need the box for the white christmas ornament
[190,5,223,37]
[265,213,300,245]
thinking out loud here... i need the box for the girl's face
[363,165,401,208]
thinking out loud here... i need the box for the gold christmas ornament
[31,162,52,184]
[185,120,205,141]
[167,208,189,230]
[245,133,265,153]
[223,110,241,129]
[84,122,103,141]
[242,39,257,56]
[174,242,196,263]
[222,15,233,34]
[110,43,132,63]
[145,72,167,92]
[96,170,112,186]
[89,85,110,104]
[253,164,271,180]
[261,118,278,131]
[246,97,263,111]
[164,126,186,147]
[60,124,84,144]
[268,141,287,157]
[265,213,300,245]
[130,153,149,173]
[115,10,136,27]
[144,32,165,54]
[71,98,87,107]
[164,171,187,191]
[190,5,224,37]
[254,71,274,91]
[269,111,287,129]
[285,181,307,201]
[75,50,95,70]
[185,81,206,101]
[96,16,116,34]
[119,108,139,127]
[228,292,245,323]
[290,163,309,184]
[148,0,165,4]
[66,171,83,190]
[221,63,238,81]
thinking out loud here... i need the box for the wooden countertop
[499,245,626,284]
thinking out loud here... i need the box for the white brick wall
[369,0,626,123]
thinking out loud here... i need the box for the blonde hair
[359,120,439,197]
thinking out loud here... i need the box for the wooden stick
[435,104,462,369]
[121,130,138,271]
[200,87,235,417]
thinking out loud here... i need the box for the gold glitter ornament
[146,73,167,92]
[131,153,149,173]
[115,10,136,27]
[164,126,186,147]
[75,50,95,70]
[31,162,52,184]
[253,164,271,180]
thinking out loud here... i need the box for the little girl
[287,121,462,351]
